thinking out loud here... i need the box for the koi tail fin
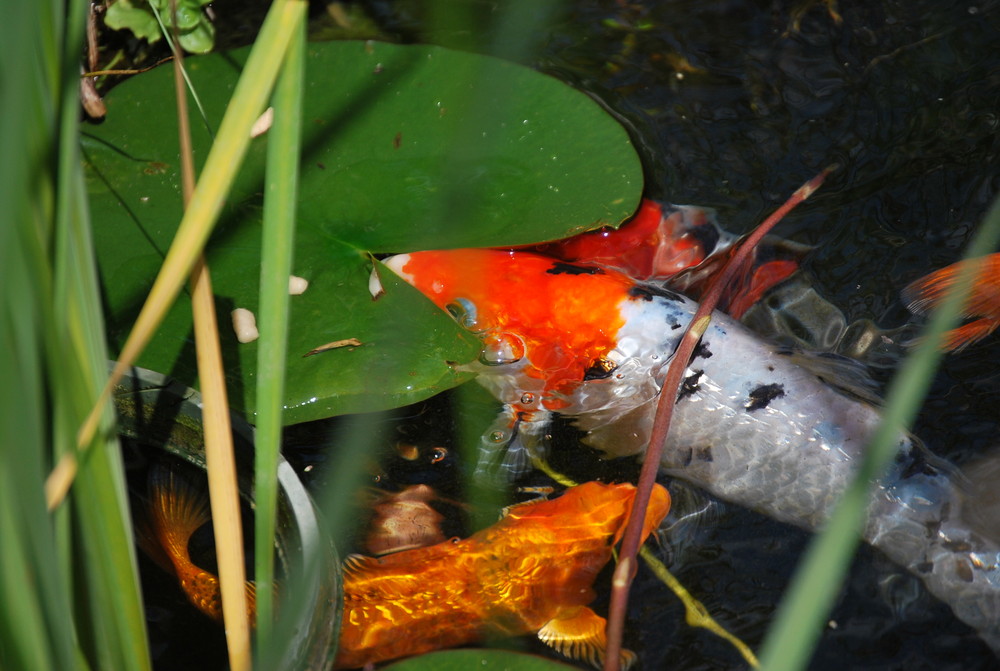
[148,464,212,568]
[474,410,553,485]
[537,607,635,670]
[902,253,1000,351]
[145,464,258,624]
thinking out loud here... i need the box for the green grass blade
[1,2,87,669]
[255,5,306,656]
[0,248,78,671]
[758,193,1000,670]
[50,1,151,667]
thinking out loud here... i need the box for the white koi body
[385,248,1000,652]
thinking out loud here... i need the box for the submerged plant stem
[639,546,759,667]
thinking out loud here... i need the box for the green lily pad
[84,40,643,424]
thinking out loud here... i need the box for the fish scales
[385,248,1000,654]
[337,480,669,668]
[143,470,669,669]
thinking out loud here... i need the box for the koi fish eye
[429,447,449,464]
[478,332,526,366]
[445,298,480,331]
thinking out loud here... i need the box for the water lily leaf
[381,649,580,671]
[84,40,643,424]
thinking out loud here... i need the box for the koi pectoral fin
[537,607,635,670]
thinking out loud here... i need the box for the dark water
[354,1,1000,669]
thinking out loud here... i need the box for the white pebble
[231,308,259,343]
[288,275,309,295]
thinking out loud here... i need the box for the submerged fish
[136,465,257,623]
[384,247,1000,653]
[141,470,670,669]
[904,252,1000,351]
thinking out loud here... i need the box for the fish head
[383,249,637,412]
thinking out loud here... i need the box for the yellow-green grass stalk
[164,9,255,665]
[254,11,306,656]
[60,0,307,506]
[758,194,1000,670]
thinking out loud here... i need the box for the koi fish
[338,480,669,669]
[529,199,731,280]
[903,252,1000,351]
[141,469,670,669]
[383,247,1000,654]
[360,483,454,556]
[136,465,257,623]
[529,199,807,319]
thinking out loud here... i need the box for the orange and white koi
[903,252,1000,351]
[141,470,670,669]
[528,198,807,319]
[384,247,1000,654]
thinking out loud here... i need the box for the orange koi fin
[537,607,635,670]
[936,317,1000,352]
[145,465,256,623]
[724,258,800,320]
[902,253,1000,350]
[148,466,212,563]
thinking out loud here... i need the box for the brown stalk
[602,166,836,671]
[170,3,251,669]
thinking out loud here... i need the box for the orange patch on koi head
[384,249,632,408]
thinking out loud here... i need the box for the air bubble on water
[479,332,525,366]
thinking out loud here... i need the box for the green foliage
[104,0,215,54]
[84,40,643,425]
[1,1,150,669]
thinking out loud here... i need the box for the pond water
[136,0,1000,668]
[344,1,1000,669]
